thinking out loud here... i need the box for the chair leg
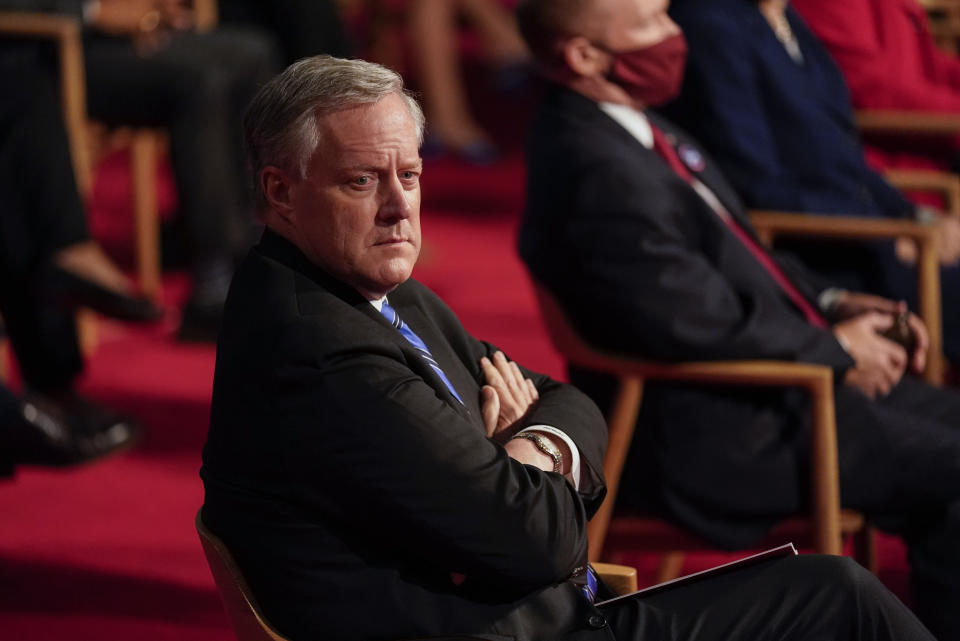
[77,309,98,357]
[853,525,879,575]
[130,131,161,301]
[654,552,685,584]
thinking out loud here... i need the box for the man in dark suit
[516,0,960,637]
[663,0,960,364]
[202,54,934,641]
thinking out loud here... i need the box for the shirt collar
[599,102,654,149]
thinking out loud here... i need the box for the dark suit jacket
[665,0,913,219]
[519,85,856,548]
[201,230,610,641]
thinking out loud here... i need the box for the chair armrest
[748,210,944,384]
[884,169,960,218]
[592,562,638,596]
[0,11,91,194]
[749,210,937,242]
[192,0,218,31]
[855,109,960,135]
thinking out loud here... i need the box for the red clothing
[793,0,960,112]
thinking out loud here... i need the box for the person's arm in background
[793,0,960,111]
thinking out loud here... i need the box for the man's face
[286,93,422,300]
[593,0,680,52]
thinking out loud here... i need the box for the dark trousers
[218,0,353,64]
[83,28,278,266]
[602,555,933,641]
[836,377,960,640]
[0,58,85,392]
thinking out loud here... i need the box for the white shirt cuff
[518,425,582,490]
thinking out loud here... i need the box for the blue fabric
[665,0,914,218]
[583,565,599,603]
[380,300,464,404]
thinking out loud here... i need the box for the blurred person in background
[0,0,280,341]
[665,0,960,367]
[409,0,529,164]
[0,54,151,469]
[792,0,960,199]
[218,0,352,64]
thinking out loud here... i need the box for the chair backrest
[195,510,290,641]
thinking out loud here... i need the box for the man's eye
[400,171,419,181]
[353,176,371,186]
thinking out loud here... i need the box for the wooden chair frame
[0,4,219,300]
[531,284,863,572]
[749,211,944,384]
[195,510,639,641]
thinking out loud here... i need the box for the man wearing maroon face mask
[518,0,960,636]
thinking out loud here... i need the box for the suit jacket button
[587,614,607,629]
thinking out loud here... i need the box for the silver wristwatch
[512,432,563,473]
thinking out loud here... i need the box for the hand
[480,351,539,441]
[905,311,929,374]
[835,312,907,398]
[156,0,195,31]
[937,217,960,266]
[832,293,929,374]
[830,291,902,321]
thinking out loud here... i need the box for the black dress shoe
[5,391,140,467]
[47,266,164,322]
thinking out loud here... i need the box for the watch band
[512,432,563,473]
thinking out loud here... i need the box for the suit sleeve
[543,151,853,371]
[271,327,603,599]
[792,0,960,111]
[417,288,607,504]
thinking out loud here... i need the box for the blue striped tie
[379,300,464,404]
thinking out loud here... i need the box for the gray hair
[243,55,426,212]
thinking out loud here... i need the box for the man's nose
[378,175,413,221]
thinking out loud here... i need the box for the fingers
[480,352,540,434]
[861,311,895,332]
[481,385,500,438]
[907,313,930,373]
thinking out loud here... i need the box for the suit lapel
[388,295,480,426]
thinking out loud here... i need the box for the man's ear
[563,36,607,77]
[261,166,297,223]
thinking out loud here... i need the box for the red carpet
[0,120,913,641]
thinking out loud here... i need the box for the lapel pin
[678,144,706,172]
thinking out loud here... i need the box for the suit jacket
[793,0,960,112]
[664,0,912,218]
[201,230,611,641]
[519,85,856,548]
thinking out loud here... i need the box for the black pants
[601,555,933,641]
[83,28,278,265]
[835,377,960,640]
[0,57,85,392]
[217,0,353,64]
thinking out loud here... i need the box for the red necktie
[650,125,829,328]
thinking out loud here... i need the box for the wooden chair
[532,283,872,582]
[195,510,639,641]
[749,211,944,384]
[196,511,290,641]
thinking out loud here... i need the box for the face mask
[604,33,689,107]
